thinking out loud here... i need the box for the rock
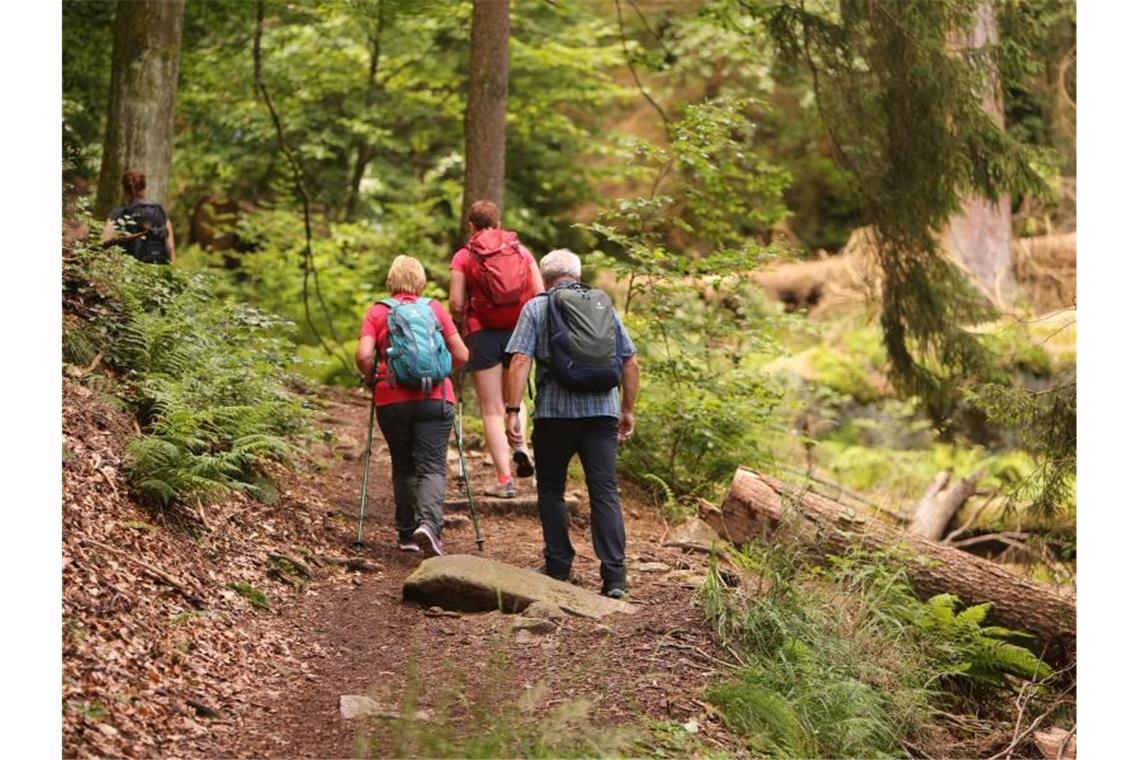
[425,606,460,618]
[403,555,637,619]
[339,695,430,721]
[630,561,670,573]
[443,514,471,529]
[514,629,538,644]
[524,600,568,621]
[663,569,708,589]
[513,617,557,634]
[663,517,722,553]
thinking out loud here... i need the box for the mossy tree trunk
[458,0,509,240]
[945,0,1012,301]
[95,0,185,218]
[715,467,1075,666]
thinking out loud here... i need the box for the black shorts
[465,329,514,372]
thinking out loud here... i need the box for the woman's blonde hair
[387,255,427,294]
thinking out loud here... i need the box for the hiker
[503,249,640,599]
[449,200,545,498]
[356,255,469,557]
[101,169,177,264]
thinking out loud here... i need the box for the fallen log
[908,470,977,540]
[713,468,1075,665]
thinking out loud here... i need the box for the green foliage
[226,581,270,610]
[966,376,1075,516]
[63,232,308,508]
[359,655,635,759]
[585,98,791,498]
[699,538,1055,757]
[754,0,1054,423]
[909,594,1051,686]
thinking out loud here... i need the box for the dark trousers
[377,400,454,539]
[533,416,626,586]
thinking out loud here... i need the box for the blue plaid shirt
[506,284,637,419]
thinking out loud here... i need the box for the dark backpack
[466,229,532,329]
[541,284,623,392]
[379,298,452,394]
[112,202,170,264]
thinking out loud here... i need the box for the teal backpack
[379,298,452,394]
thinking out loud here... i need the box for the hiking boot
[484,479,517,498]
[397,535,421,553]
[533,564,571,582]
[513,448,535,479]
[412,525,445,558]
[602,581,628,600]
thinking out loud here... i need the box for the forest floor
[63,381,749,758]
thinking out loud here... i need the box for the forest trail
[175,388,747,758]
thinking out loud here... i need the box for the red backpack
[465,228,532,329]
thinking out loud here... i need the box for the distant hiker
[356,255,469,557]
[101,169,176,264]
[449,200,545,498]
[503,249,640,599]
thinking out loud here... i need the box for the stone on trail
[443,513,471,529]
[512,617,558,634]
[339,695,430,721]
[662,517,722,553]
[524,600,568,621]
[403,555,637,619]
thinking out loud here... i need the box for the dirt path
[169,388,747,758]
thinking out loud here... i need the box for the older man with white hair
[503,249,640,599]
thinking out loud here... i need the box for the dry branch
[81,538,206,608]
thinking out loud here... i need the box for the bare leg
[471,364,511,482]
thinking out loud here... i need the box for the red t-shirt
[359,294,459,407]
[450,230,537,335]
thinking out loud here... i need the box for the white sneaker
[412,525,445,557]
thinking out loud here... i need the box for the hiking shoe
[397,536,421,553]
[484,479,517,498]
[602,582,628,600]
[513,448,535,479]
[533,564,571,582]
[412,525,445,558]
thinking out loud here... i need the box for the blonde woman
[356,256,469,556]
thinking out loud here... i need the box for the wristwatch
[506,406,521,414]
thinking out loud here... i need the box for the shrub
[699,539,1055,757]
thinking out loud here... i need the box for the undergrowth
[63,235,308,508]
[697,536,1061,758]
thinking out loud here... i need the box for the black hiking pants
[533,416,626,587]
[377,400,454,540]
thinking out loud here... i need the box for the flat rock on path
[663,516,722,553]
[403,555,637,619]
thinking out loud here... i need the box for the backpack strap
[377,299,401,388]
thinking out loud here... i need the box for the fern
[64,241,308,509]
[910,594,1052,687]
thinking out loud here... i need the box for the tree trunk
[714,467,1075,666]
[945,0,1011,302]
[459,0,510,239]
[95,0,185,219]
[908,470,977,540]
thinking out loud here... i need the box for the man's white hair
[540,248,582,282]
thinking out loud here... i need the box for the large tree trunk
[713,468,1075,666]
[95,0,185,218]
[945,0,1011,302]
[459,0,510,239]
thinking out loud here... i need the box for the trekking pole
[453,413,485,552]
[353,353,379,551]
